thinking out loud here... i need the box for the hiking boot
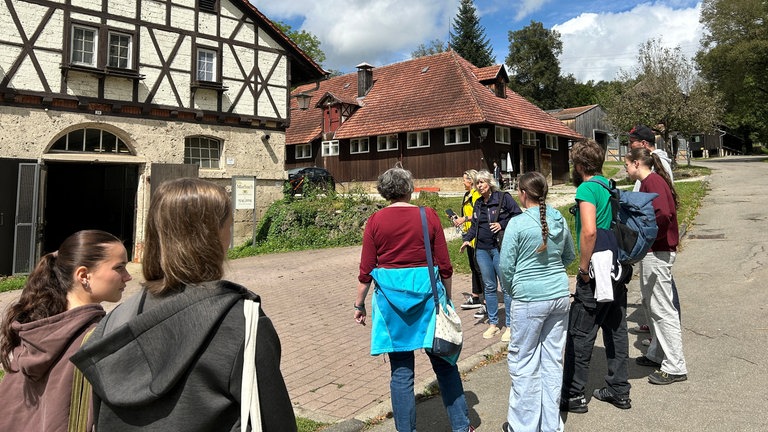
[461,296,484,310]
[631,324,650,333]
[635,355,661,368]
[559,394,588,413]
[473,306,487,319]
[483,324,500,339]
[592,387,631,409]
[648,369,688,385]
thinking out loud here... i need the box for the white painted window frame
[295,143,312,159]
[406,131,430,149]
[350,137,369,154]
[495,126,511,145]
[321,140,339,156]
[196,48,218,82]
[546,135,559,150]
[184,136,222,169]
[71,25,98,67]
[377,134,398,152]
[444,126,470,146]
[107,31,132,69]
[522,130,537,147]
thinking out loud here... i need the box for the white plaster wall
[70,13,100,24]
[70,0,100,11]
[34,10,64,50]
[107,0,137,20]
[106,19,134,31]
[170,5,195,32]
[221,17,240,41]
[257,28,280,50]
[198,12,217,36]
[103,76,135,101]
[239,22,256,44]
[65,72,99,97]
[0,106,286,255]
[18,1,55,31]
[140,0,166,26]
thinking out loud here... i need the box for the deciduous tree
[603,39,722,162]
[696,0,768,147]
[274,21,326,67]
[449,0,495,67]
[411,39,448,58]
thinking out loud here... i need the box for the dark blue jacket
[463,191,522,250]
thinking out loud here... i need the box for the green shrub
[0,275,26,293]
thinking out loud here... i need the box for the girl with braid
[498,171,576,432]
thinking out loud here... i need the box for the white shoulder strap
[241,300,262,432]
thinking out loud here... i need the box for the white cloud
[251,0,458,72]
[512,0,555,21]
[555,3,703,82]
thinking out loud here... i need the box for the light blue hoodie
[499,205,576,302]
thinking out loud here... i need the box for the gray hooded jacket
[71,280,296,432]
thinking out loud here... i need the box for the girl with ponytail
[0,230,130,432]
[498,171,576,432]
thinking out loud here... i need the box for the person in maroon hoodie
[624,147,688,385]
[0,230,131,432]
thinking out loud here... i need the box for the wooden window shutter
[199,0,217,12]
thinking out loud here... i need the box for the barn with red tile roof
[286,51,581,185]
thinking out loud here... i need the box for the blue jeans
[474,248,512,327]
[506,296,569,432]
[388,351,470,432]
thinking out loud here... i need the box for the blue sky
[249,0,703,83]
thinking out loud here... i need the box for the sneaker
[635,355,661,368]
[592,387,631,410]
[461,296,484,310]
[473,306,487,319]
[631,324,651,333]
[501,422,512,431]
[501,327,511,342]
[641,337,652,346]
[483,324,500,339]
[648,369,687,385]
[559,394,588,413]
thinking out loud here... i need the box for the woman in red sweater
[625,147,688,385]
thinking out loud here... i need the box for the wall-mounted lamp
[294,92,313,111]
[479,127,489,141]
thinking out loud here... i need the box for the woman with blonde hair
[452,169,484,311]
[460,170,521,340]
[0,230,131,432]
[72,178,295,431]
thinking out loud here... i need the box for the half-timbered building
[0,0,325,274]
[285,51,581,190]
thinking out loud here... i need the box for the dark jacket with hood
[71,280,296,432]
[0,304,105,432]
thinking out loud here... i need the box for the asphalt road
[364,155,768,432]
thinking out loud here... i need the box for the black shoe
[592,387,631,409]
[635,355,661,368]
[501,422,512,432]
[559,394,588,413]
[461,295,483,309]
[648,369,688,385]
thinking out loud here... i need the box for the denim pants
[641,252,688,375]
[562,277,631,398]
[507,296,569,432]
[388,351,471,432]
[466,246,484,297]
[474,247,512,327]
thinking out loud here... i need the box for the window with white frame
[107,32,132,69]
[71,25,97,67]
[196,48,217,82]
[322,140,339,156]
[522,130,537,146]
[184,136,221,168]
[350,138,369,154]
[377,134,398,151]
[495,126,511,144]
[295,143,312,159]
[407,131,430,148]
[546,135,559,150]
[444,126,470,145]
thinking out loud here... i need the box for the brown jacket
[0,304,105,432]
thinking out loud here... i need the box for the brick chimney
[356,62,374,98]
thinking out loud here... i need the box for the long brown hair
[518,171,549,253]
[142,178,231,295]
[0,230,122,372]
[626,147,678,207]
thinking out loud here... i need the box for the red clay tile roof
[287,51,581,144]
[475,65,504,82]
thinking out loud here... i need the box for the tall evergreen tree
[506,21,562,109]
[449,0,495,67]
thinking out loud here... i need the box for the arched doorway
[41,126,140,259]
